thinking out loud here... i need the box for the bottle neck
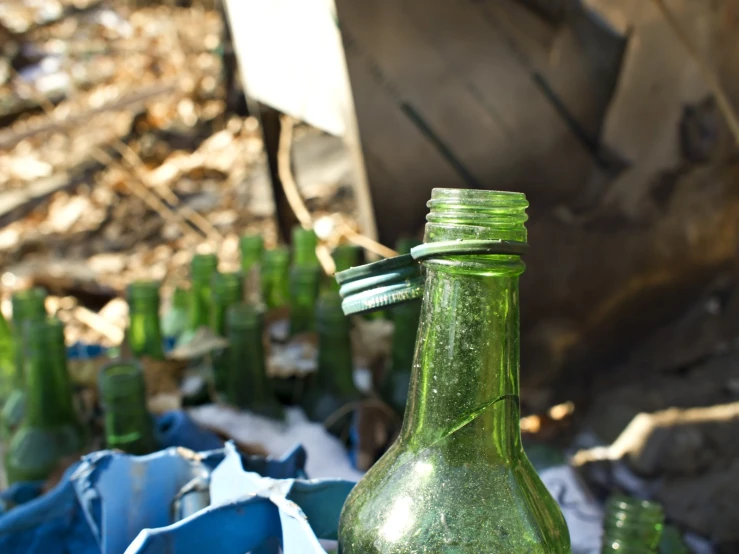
[100,363,155,455]
[228,323,270,404]
[400,256,524,461]
[317,321,357,394]
[129,305,164,359]
[25,324,77,428]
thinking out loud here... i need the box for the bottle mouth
[191,253,218,279]
[127,281,161,303]
[263,247,290,267]
[24,317,64,351]
[425,188,528,244]
[99,360,147,402]
[606,496,665,519]
[12,287,48,321]
[239,235,264,255]
[292,227,319,266]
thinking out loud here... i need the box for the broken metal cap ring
[334,254,424,315]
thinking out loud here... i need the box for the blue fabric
[66,343,108,360]
[154,411,224,452]
[0,481,44,515]
[0,442,350,554]
[0,464,97,554]
[128,443,355,554]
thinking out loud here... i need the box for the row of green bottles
[339,189,571,553]
[4,317,86,484]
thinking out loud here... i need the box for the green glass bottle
[99,359,157,455]
[602,496,664,553]
[289,227,322,335]
[303,291,362,435]
[226,303,284,419]
[5,318,85,483]
[261,247,290,309]
[338,189,571,553]
[189,253,218,330]
[379,237,422,415]
[127,281,165,360]
[0,309,15,406]
[332,244,363,273]
[240,234,265,276]
[211,272,244,396]
[1,288,47,436]
[380,298,420,416]
[161,286,190,344]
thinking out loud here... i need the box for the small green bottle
[161,286,190,344]
[226,303,284,419]
[98,359,157,455]
[0,309,15,406]
[338,189,571,553]
[4,318,85,483]
[289,227,322,335]
[189,253,219,331]
[240,234,265,276]
[1,288,47,436]
[261,247,290,310]
[127,281,165,360]
[602,496,664,553]
[379,238,422,415]
[380,298,420,416]
[211,272,244,396]
[302,291,362,435]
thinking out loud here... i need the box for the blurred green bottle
[0,309,15,406]
[380,298,421,416]
[227,303,284,419]
[211,271,243,396]
[127,281,165,360]
[189,253,218,331]
[379,238,422,415]
[261,247,290,310]
[289,226,321,335]
[99,359,157,455]
[602,496,665,553]
[4,318,85,483]
[161,286,190,345]
[331,244,363,292]
[239,234,265,277]
[1,288,48,436]
[302,291,362,435]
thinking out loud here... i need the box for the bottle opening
[12,287,48,321]
[99,360,146,401]
[127,281,161,302]
[425,188,528,244]
[191,253,218,279]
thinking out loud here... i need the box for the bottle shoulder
[339,439,571,553]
